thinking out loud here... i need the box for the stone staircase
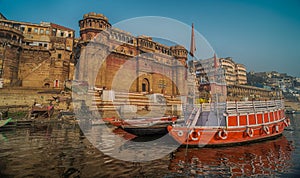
[87,90,182,118]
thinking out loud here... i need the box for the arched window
[142,78,150,92]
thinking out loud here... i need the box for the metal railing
[184,100,285,127]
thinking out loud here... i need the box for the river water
[0,114,300,177]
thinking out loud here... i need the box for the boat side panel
[168,119,288,146]
[228,116,237,127]
[264,113,269,123]
[239,115,247,126]
[257,114,263,124]
[249,114,256,125]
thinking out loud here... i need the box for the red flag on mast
[189,23,196,57]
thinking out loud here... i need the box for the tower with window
[79,12,111,41]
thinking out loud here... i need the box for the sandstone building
[0,13,75,88]
[0,12,256,104]
[75,12,188,96]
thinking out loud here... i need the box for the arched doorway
[142,78,150,92]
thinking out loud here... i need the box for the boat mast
[213,53,220,126]
[185,22,197,154]
[189,23,197,106]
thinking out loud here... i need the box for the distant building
[192,56,247,86]
[0,14,75,88]
[191,57,278,101]
[219,57,247,85]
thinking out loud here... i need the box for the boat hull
[121,124,169,136]
[167,118,289,147]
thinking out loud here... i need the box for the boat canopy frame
[184,99,285,128]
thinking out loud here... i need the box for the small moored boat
[104,116,178,136]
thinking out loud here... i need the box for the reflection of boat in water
[168,100,290,146]
[169,136,293,177]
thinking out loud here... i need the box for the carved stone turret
[171,45,188,66]
[79,12,111,42]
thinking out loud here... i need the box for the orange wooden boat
[102,117,123,127]
[169,135,293,177]
[103,115,177,127]
[167,99,290,147]
[103,116,178,136]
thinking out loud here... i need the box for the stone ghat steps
[88,91,150,102]
[91,96,181,107]
[87,90,182,112]
[91,102,172,111]
[165,99,182,104]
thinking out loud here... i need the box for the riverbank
[285,99,300,111]
[0,87,72,120]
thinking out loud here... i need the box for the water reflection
[83,123,179,162]
[0,118,299,177]
[169,136,294,177]
[0,122,171,177]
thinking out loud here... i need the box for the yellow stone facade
[0,14,75,88]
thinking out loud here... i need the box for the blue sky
[1,0,299,77]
